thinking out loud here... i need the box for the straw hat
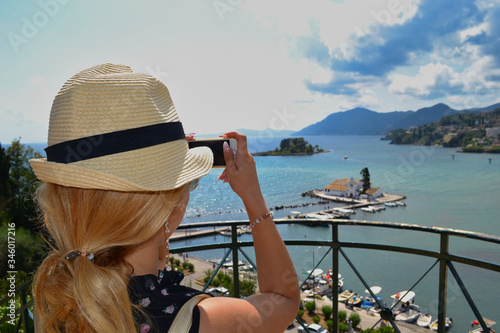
[30,63,213,191]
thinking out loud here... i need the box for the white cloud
[389,63,463,97]
[338,88,381,110]
[245,0,420,60]
[0,107,47,143]
[458,22,489,43]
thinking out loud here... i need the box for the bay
[181,135,500,331]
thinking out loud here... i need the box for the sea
[24,136,500,330]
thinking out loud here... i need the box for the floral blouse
[129,269,211,333]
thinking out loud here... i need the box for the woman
[30,63,300,332]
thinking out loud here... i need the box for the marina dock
[299,190,406,218]
[170,227,227,241]
[309,190,406,208]
[302,291,435,333]
[174,253,439,333]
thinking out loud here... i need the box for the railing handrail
[173,218,499,333]
[177,218,500,245]
[3,219,499,333]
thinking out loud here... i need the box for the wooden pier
[170,227,228,241]
[299,190,406,218]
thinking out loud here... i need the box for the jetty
[306,190,404,208]
[293,190,406,222]
[170,227,227,241]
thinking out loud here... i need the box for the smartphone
[188,138,237,168]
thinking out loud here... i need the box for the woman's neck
[125,230,163,276]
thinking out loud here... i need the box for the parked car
[298,323,327,333]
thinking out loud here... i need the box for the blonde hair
[33,183,184,333]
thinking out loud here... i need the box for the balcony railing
[2,218,499,333]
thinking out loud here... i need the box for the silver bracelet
[248,211,274,231]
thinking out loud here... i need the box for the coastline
[253,149,330,156]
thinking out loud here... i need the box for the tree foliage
[384,108,500,148]
[0,139,46,281]
[349,312,361,327]
[1,139,42,230]
[271,138,323,155]
[0,224,47,279]
[321,305,332,321]
[360,167,370,193]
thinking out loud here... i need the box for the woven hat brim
[30,146,213,192]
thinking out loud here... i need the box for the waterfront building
[486,127,500,138]
[324,177,383,199]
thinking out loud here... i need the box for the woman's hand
[218,132,264,207]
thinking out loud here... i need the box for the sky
[1,0,500,143]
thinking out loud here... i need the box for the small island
[254,137,327,156]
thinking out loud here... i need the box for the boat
[417,314,432,327]
[396,201,406,206]
[395,304,421,323]
[361,296,382,309]
[360,286,383,309]
[390,290,417,314]
[338,290,355,302]
[219,228,232,236]
[385,202,397,207]
[207,286,229,296]
[346,294,363,307]
[219,227,247,236]
[361,207,376,213]
[222,260,247,268]
[343,155,348,159]
[429,317,453,331]
[334,208,356,214]
[469,318,496,333]
[368,305,384,316]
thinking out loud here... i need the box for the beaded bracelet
[248,211,274,231]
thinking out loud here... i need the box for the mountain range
[293,102,500,136]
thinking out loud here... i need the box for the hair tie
[64,250,95,261]
[59,250,95,268]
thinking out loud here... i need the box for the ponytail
[33,183,183,332]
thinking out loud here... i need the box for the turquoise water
[24,137,500,329]
[181,136,500,330]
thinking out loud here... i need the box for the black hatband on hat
[45,122,185,164]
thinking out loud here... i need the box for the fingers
[222,131,248,152]
[222,141,237,174]
[185,133,196,141]
[218,169,229,183]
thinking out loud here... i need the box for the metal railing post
[447,262,490,332]
[20,288,31,333]
[437,234,449,333]
[231,225,240,298]
[331,224,339,332]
